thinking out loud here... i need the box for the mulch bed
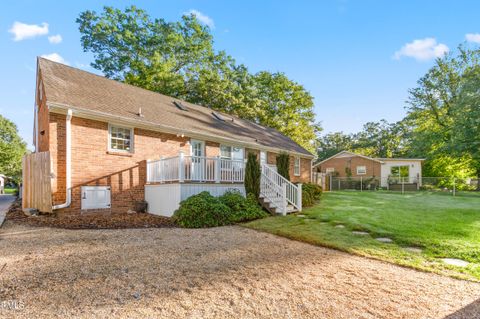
[6,199,175,229]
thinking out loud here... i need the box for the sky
[2,0,480,149]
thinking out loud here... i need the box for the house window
[220,145,244,161]
[109,124,133,152]
[325,167,335,174]
[294,157,301,176]
[356,166,366,175]
[260,151,267,166]
[390,165,409,178]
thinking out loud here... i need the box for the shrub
[301,183,323,207]
[220,191,268,222]
[172,192,232,228]
[173,191,267,228]
[276,152,290,181]
[244,152,261,198]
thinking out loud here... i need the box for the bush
[173,191,267,228]
[276,152,290,181]
[220,191,268,222]
[172,192,232,228]
[244,152,261,198]
[301,183,323,207]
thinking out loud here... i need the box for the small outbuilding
[313,151,424,189]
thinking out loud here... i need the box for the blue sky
[2,0,480,149]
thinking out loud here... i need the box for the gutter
[52,109,72,210]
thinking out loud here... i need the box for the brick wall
[318,156,381,178]
[266,151,311,183]
[51,113,191,215]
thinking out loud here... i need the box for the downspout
[53,109,72,210]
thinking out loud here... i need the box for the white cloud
[393,38,449,61]
[185,9,214,28]
[41,53,69,65]
[466,33,480,43]
[9,21,49,41]
[48,34,62,44]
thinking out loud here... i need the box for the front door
[190,140,205,180]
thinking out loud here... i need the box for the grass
[245,191,480,281]
[4,187,16,195]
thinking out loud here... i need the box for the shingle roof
[38,57,312,157]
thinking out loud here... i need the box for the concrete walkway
[0,194,15,227]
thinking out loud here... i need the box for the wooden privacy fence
[22,151,52,213]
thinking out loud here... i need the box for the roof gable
[38,57,313,157]
[314,151,383,167]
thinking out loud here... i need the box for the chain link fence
[328,176,480,196]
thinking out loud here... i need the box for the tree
[0,115,27,182]
[404,45,480,179]
[316,120,406,161]
[353,120,406,158]
[252,71,321,153]
[276,152,290,181]
[244,152,261,198]
[450,64,480,183]
[317,132,353,160]
[77,6,320,153]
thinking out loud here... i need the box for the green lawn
[245,191,480,281]
[4,187,17,195]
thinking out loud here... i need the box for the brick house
[30,58,313,216]
[313,151,424,188]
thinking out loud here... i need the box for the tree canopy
[77,6,320,153]
[0,115,27,182]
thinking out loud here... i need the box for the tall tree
[77,6,320,153]
[450,64,480,181]
[0,115,27,182]
[404,45,480,177]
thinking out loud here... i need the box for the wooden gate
[22,151,52,213]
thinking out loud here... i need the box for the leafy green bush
[220,191,268,222]
[301,183,323,207]
[173,192,232,228]
[173,191,267,228]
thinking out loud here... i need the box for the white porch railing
[261,164,302,215]
[147,152,245,183]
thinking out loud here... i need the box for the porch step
[259,195,297,215]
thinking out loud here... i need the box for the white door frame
[190,139,205,180]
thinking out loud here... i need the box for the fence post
[360,176,363,192]
[215,156,221,183]
[338,178,340,191]
[297,183,302,212]
[401,178,405,195]
[453,177,456,197]
[178,151,184,183]
[329,176,332,191]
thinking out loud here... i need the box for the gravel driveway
[1,221,479,318]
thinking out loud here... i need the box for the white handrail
[147,155,245,183]
[261,164,302,214]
